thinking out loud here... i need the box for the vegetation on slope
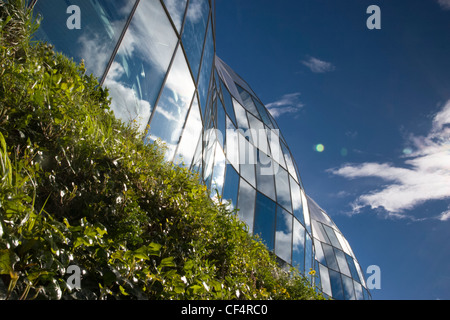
[0,0,323,300]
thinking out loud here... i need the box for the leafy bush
[0,0,324,300]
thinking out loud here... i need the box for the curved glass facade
[30,0,371,300]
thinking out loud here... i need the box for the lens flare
[315,144,325,152]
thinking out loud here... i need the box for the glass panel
[202,129,217,185]
[275,206,293,264]
[275,167,292,212]
[225,117,240,172]
[292,219,305,272]
[173,96,202,167]
[237,179,256,234]
[253,98,275,129]
[217,99,227,148]
[162,0,187,34]
[329,270,345,300]
[222,165,239,210]
[238,133,256,187]
[345,254,361,282]
[33,0,136,78]
[236,85,260,117]
[220,80,237,126]
[311,220,328,244]
[254,192,276,251]
[354,280,364,300]
[266,128,286,169]
[322,243,339,272]
[290,177,304,225]
[210,144,226,200]
[103,0,178,133]
[247,113,269,154]
[255,151,276,201]
[301,190,312,234]
[233,99,250,134]
[342,275,356,300]
[323,225,343,250]
[281,142,298,182]
[314,239,327,266]
[181,0,210,81]
[334,248,351,277]
[305,233,313,278]
[336,231,353,257]
[197,22,214,115]
[319,264,332,297]
[147,45,195,160]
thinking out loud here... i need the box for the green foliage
[0,1,324,300]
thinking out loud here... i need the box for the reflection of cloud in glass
[104,62,151,133]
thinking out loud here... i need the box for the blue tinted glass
[220,80,237,126]
[236,85,260,117]
[254,192,276,251]
[33,0,136,78]
[342,275,356,300]
[275,206,293,264]
[305,233,313,277]
[147,46,195,160]
[275,167,292,213]
[181,0,209,81]
[329,270,345,300]
[162,0,187,34]
[322,243,339,272]
[255,151,276,200]
[253,98,275,129]
[217,99,227,148]
[292,219,305,272]
[345,254,361,282]
[103,0,178,133]
[197,22,214,115]
[237,178,256,233]
[222,165,239,209]
[290,177,304,224]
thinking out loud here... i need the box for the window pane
[210,144,226,199]
[314,239,327,266]
[147,45,195,160]
[247,113,269,154]
[238,133,256,187]
[103,0,178,133]
[220,80,237,126]
[197,22,214,115]
[162,0,187,34]
[237,179,256,234]
[275,167,292,212]
[322,243,339,272]
[256,151,276,201]
[225,118,240,172]
[342,275,356,300]
[275,206,293,264]
[222,165,239,210]
[329,270,345,300]
[319,264,332,297]
[305,233,313,277]
[33,0,137,78]
[334,248,351,277]
[290,177,304,224]
[345,254,361,282]
[323,225,343,250]
[233,99,250,133]
[354,280,364,300]
[292,219,305,272]
[236,85,259,117]
[254,192,276,251]
[181,0,210,81]
[173,96,202,167]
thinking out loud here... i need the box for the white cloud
[301,57,335,73]
[330,100,450,220]
[437,0,450,10]
[439,209,450,221]
[266,93,304,118]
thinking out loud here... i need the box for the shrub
[0,0,323,300]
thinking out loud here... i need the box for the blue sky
[215,0,450,300]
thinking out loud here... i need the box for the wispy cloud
[301,57,335,73]
[437,0,450,10]
[329,100,450,220]
[266,93,304,118]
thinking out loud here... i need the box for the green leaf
[159,257,175,268]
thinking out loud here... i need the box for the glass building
[29,0,371,300]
